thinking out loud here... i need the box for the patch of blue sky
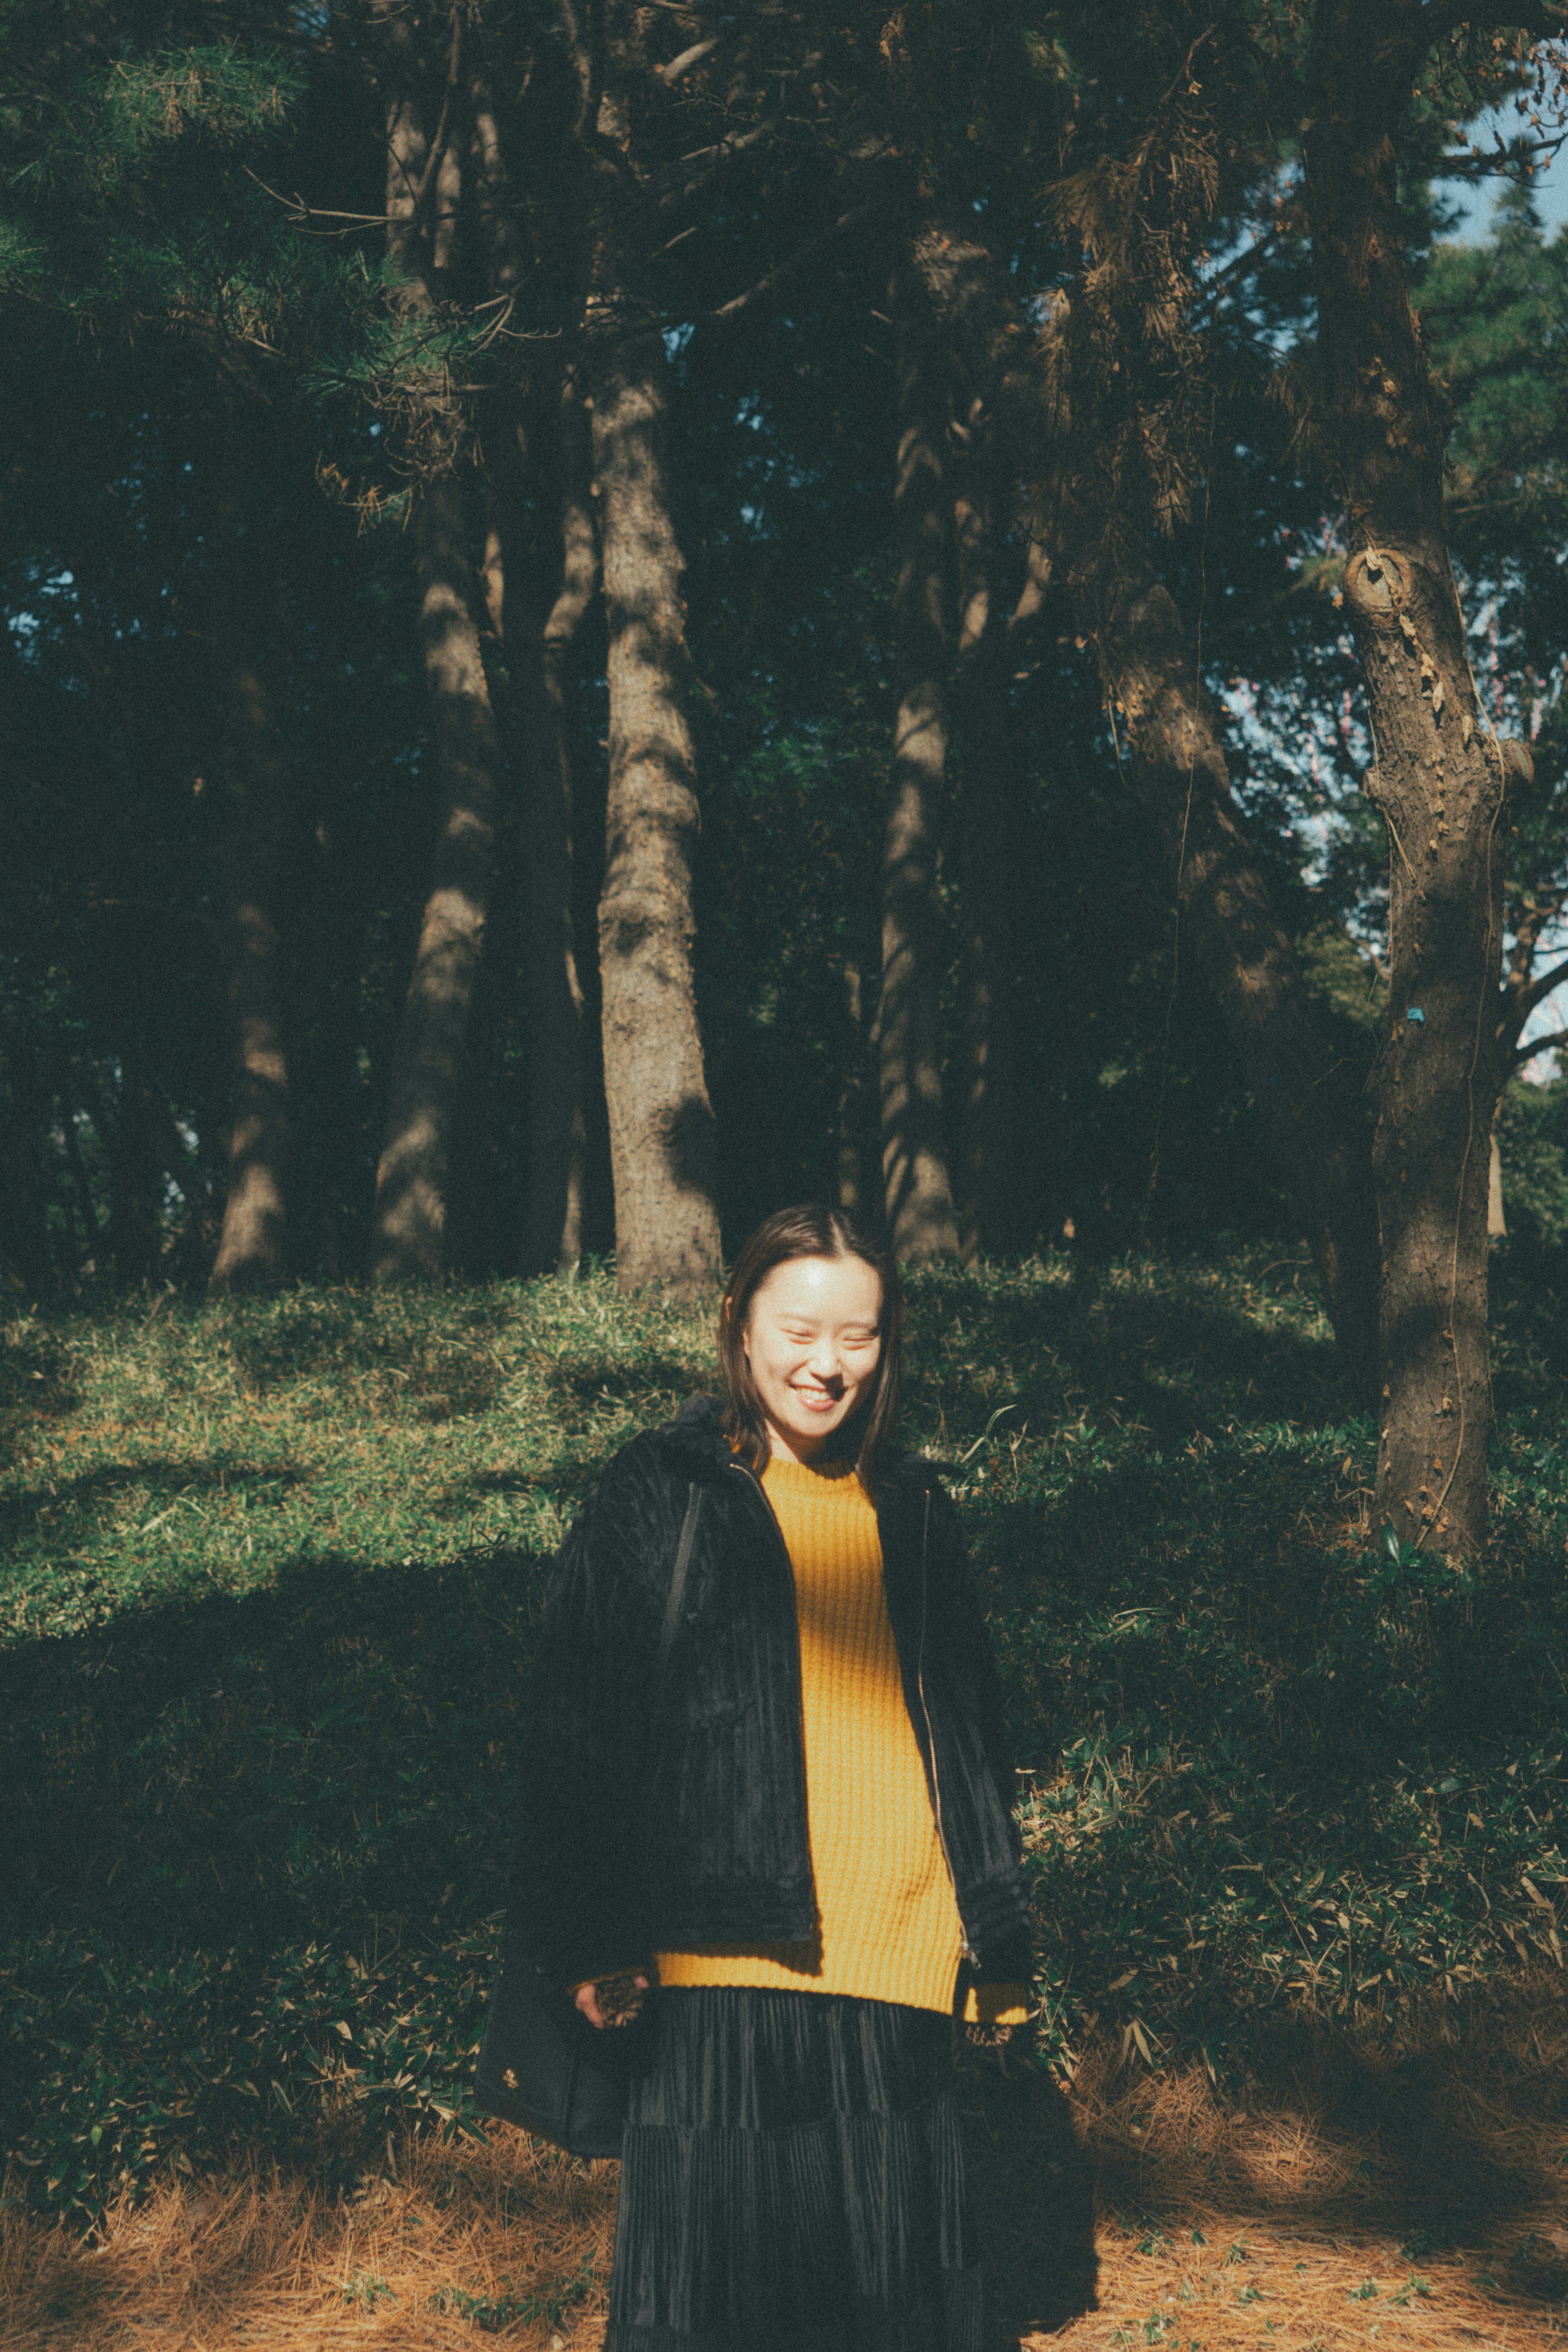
[1436,93,1568,242]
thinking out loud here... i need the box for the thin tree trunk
[91,1055,161,1283]
[835,959,867,1217]
[209,653,291,1294]
[521,372,597,1274]
[56,1074,102,1271]
[953,456,1027,1262]
[881,265,960,1263]
[1305,1,1512,1555]
[370,63,505,1282]
[589,321,721,1294]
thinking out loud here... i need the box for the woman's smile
[741,1254,884,1461]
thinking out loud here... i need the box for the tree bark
[521,372,597,1274]
[370,58,505,1282]
[372,464,503,1282]
[835,958,869,1218]
[1305,1,1513,1555]
[209,652,291,1294]
[881,264,960,1263]
[589,320,721,1294]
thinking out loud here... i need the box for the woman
[505,1204,1033,2350]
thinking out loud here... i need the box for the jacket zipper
[914,1488,979,1966]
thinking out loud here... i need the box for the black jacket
[505,1394,1033,2000]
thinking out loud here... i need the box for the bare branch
[701,201,883,324]
[408,4,464,228]
[1514,1024,1568,1068]
[1512,952,1568,1028]
[1194,223,1281,312]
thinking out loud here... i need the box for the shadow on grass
[907,1264,1354,1460]
[548,1355,717,1411]
[0,1548,547,1952]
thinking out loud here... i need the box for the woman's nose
[805,1338,841,1378]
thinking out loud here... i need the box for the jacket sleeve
[502,1450,665,1991]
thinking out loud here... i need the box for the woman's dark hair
[717,1205,903,1487]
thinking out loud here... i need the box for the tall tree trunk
[881,264,960,1263]
[522,372,597,1274]
[370,59,505,1282]
[1305,2,1513,1555]
[835,958,868,1218]
[589,321,721,1294]
[372,465,503,1281]
[209,651,292,1294]
[953,456,1028,1262]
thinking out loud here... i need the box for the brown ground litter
[6,1974,1568,2351]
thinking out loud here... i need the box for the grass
[5,1242,1568,2344]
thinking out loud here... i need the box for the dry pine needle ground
[8,1973,1568,2352]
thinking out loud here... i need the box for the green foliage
[425,2256,599,2330]
[6,1252,1568,2224]
[1497,1077,1568,1252]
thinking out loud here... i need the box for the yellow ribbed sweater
[653,1454,1027,2024]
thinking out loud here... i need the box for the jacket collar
[651,1393,735,1478]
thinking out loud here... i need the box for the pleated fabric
[603,1986,983,2352]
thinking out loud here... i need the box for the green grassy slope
[4,1250,1568,2223]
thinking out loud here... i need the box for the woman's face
[741,1253,884,1463]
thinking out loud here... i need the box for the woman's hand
[574,1972,650,2030]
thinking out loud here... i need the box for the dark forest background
[7,2,1568,1559]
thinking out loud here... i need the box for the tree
[589,321,723,1293]
[208,631,293,1294]
[564,2,723,1294]
[879,254,962,1264]
[367,4,506,1282]
[519,372,598,1275]
[1301,4,1552,1554]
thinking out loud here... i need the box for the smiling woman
[717,1208,898,1472]
[498,1202,1033,2351]
[736,1254,884,1458]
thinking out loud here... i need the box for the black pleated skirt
[603,1986,983,2352]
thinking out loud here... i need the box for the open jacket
[504,1394,1033,2003]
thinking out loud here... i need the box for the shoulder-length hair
[717,1204,904,1490]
